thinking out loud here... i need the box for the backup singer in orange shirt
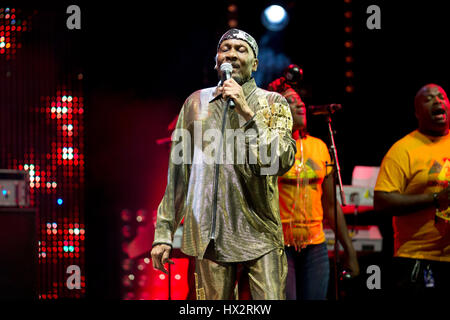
[268,78,359,300]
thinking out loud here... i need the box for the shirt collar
[416,129,450,143]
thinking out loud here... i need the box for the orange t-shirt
[375,130,450,262]
[278,134,331,248]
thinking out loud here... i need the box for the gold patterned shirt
[153,78,296,262]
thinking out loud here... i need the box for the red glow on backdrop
[119,208,193,300]
[134,258,190,300]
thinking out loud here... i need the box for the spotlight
[136,209,148,224]
[261,5,289,31]
[120,209,133,222]
[121,225,132,238]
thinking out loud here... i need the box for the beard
[217,71,251,86]
[231,74,249,85]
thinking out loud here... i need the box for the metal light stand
[324,112,347,301]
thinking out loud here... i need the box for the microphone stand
[168,262,172,300]
[350,193,360,235]
[324,112,346,301]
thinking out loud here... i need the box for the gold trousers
[194,246,287,300]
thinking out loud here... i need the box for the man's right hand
[151,244,173,274]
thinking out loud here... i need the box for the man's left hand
[220,78,254,121]
[342,250,360,278]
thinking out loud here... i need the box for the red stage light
[139,258,190,300]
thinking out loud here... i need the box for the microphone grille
[220,63,233,73]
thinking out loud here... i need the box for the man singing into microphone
[151,28,296,300]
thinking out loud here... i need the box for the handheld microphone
[308,104,342,115]
[220,63,235,109]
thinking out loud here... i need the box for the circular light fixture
[261,5,289,31]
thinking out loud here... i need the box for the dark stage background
[1,0,449,299]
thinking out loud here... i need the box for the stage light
[57,198,63,205]
[120,209,133,222]
[121,225,132,238]
[122,275,132,288]
[344,0,355,95]
[136,209,148,224]
[228,19,238,28]
[261,5,289,31]
[265,5,286,24]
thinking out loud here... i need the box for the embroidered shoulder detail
[256,95,292,135]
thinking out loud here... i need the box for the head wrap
[217,28,259,58]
